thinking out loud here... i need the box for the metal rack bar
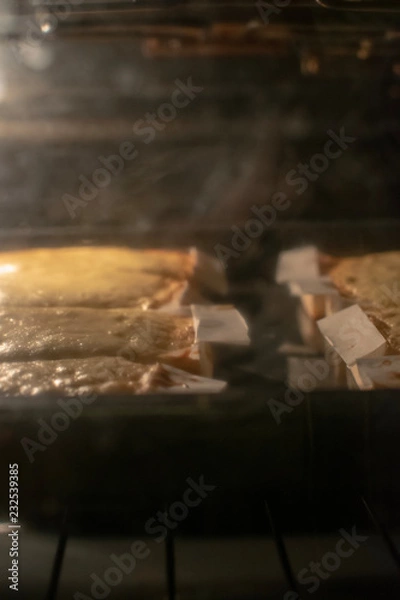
[165,530,177,600]
[45,509,69,600]
[264,499,304,599]
[362,496,400,575]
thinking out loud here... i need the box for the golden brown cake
[0,246,194,308]
[329,251,400,352]
[0,306,195,364]
[0,357,160,396]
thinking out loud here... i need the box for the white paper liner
[288,277,338,297]
[142,303,249,381]
[351,356,400,390]
[276,248,338,320]
[276,246,320,283]
[148,364,227,394]
[317,304,387,367]
[288,278,336,320]
[191,304,250,346]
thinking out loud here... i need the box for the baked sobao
[329,251,400,352]
[0,306,196,367]
[0,358,228,396]
[0,246,232,395]
[0,357,160,396]
[0,246,201,309]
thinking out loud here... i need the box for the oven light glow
[0,264,17,275]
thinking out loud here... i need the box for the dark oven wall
[0,2,400,232]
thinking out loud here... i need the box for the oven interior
[0,1,400,599]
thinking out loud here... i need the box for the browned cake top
[0,357,158,396]
[0,246,193,308]
[330,251,400,352]
[0,306,194,363]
